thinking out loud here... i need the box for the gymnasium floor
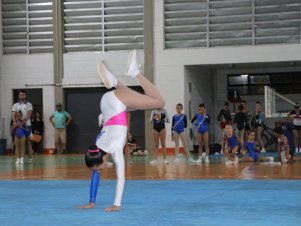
[0,154,301,226]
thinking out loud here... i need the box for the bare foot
[104,205,120,212]
[79,203,95,209]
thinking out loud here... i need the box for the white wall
[63,51,143,87]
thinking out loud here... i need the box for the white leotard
[96,91,127,207]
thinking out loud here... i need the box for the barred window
[2,0,53,54]
[164,0,209,48]
[63,0,144,52]
[164,0,301,49]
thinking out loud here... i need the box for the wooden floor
[0,154,301,180]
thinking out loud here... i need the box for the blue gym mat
[0,180,300,226]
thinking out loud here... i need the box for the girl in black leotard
[150,108,170,164]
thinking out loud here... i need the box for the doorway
[65,87,145,153]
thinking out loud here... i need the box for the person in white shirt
[12,90,33,164]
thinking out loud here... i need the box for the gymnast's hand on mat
[104,205,120,212]
[78,203,95,209]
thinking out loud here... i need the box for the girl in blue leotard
[172,103,194,163]
[241,131,274,162]
[191,103,210,164]
[223,124,240,165]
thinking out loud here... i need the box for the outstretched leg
[97,50,165,110]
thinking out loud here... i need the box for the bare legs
[173,132,192,161]
[196,132,209,163]
[114,75,164,110]
[15,137,25,163]
[26,137,33,160]
[153,129,167,162]
[224,146,239,162]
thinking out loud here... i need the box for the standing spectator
[150,108,170,164]
[287,103,301,153]
[31,111,44,154]
[234,104,247,146]
[11,111,28,164]
[241,100,252,136]
[12,90,33,164]
[171,103,194,163]
[217,101,232,153]
[217,101,232,129]
[191,103,210,164]
[251,101,266,152]
[49,103,72,154]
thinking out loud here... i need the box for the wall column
[143,0,155,156]
[53,0,64,104]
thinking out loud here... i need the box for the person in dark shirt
[31,111,44,154]
[234,104,247,146]
[217,101,232,129]
[251,101,266,152]
[217,101,232,153]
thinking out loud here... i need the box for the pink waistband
[104,111,128,127]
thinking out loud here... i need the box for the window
[228,73,301,95]
[63,0,144,52]
[164,0,301,49]
[2,0,53,54]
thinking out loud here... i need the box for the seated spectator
[128,134,147,156]
[241,131,273,162]
[274,127,291,164]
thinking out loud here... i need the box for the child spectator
[172,103,194,163]
[251,101,266,152]
[274,127,291,164]
[217,101,232,153]
[11,111,28,164]
[241,131,273,162]
[234,104,247,147]
[191,103,210,164]
[223,124,239,165]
